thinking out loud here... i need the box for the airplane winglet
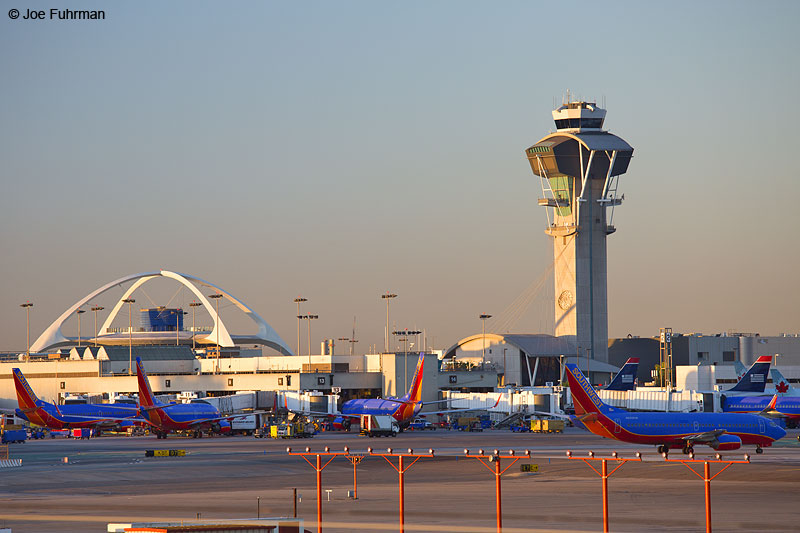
[758,395,780,418]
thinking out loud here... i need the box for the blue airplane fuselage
[341,398,421,423]
[140,401,227,430]
[16,402,140,430]
[723,395,800,420]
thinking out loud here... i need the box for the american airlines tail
[605,357,639,391]
[728,356,771,393]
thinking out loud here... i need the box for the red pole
[601,460,609,533]
[399,455,405,533]
[495,457,502,533]
[704,462,711,533]
[353,460,358,500]
[316,454,322,533]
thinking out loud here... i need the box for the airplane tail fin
[605,357,639,391]
[12,368,58,427]
[136,357,161,409]
[565,363,612,416]
[733,361,747,382]
[728,356,771,393]
[770,368,796,396]
[401,353,426,405]
[12,368,42,411]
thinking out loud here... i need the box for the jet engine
[712,434,742,451]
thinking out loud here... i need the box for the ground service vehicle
[1,429,27,444]
[531,419,564,433]
[359,414,397,437]
[409,419,436,430]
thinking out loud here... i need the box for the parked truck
[359,414,397,437]
[230,414,258,436]
[1,429,27,444]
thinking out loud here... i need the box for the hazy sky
[2,1,799,354]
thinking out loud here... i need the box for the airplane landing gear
[657,445,669,455]
[756,445,764,454]
[682,444,694,455]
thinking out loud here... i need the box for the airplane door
[614,419,621,434]
[693,421,699,432]
[758,418,765,434]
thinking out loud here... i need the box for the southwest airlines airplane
[604,357,639,391]
[12,368,141,433]
[565,363,785,455]
[327,353,492,431]
[335,352,427,431]
[136,357,232,439]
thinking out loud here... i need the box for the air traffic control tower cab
[525,99,633,364]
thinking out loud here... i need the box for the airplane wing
[184,410,276,428]
[681,429,725,443]
[758,395,782,418]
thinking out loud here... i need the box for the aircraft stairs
[495,411,525,429]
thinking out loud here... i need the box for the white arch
[30,270,292,355]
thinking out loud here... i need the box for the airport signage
[145,449,186,457]
[520,463,538,473]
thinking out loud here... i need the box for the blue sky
[2,1,799,353]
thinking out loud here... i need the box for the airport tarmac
[2,428,800,532]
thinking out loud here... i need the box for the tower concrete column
[526,99,633,365]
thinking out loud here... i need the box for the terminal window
[722,351,735,362]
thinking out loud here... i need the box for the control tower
[525,99,633,363]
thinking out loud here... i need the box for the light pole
[76,308,85,347]
[208,294,223,374]
[20,302,33,359]
[566,450,643,533]
[306,314,318,368]
[286,446,350,533]
[294,297,307,356]
[337,338,350,357]
[464,448,531,533]
[663,452,751,533]
[368,447,435,533]
[177,310,187,346]
[381,293,397,353]
[189,301,202,351]
[479,314,492,370]
[122,298,135,375]
[392,329,420,393]
[91,306,104,347]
